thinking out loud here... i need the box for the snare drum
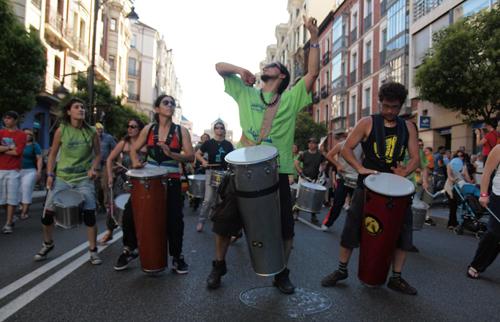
[126,167,169,273]
[359,173,415,286]
[210,170,226,188]
[290,183,299,206]
[53,190,84,229]
[296,182,326,213]
[225,145,285,276]
[188,174,205,198]
[343,174,358,189]
[112,193,130,226]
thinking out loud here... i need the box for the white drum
[113,193,130,226]
[363,172,415,197]
[53,190,84,229]
[296,181,327,213]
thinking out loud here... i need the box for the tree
[294,110,327,150]
[0,0,46,115]
[414,7,500,123]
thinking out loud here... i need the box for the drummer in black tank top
[320,82,421,295]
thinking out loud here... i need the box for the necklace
[260,90,280,107]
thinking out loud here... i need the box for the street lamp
[54,71,86,100]
[88,1,139,124]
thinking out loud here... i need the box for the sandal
[20,214,30,220]
[466,266,479,279]
[98,231,113,245]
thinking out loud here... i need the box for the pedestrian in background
[95,122,116,214]
[19,128,43,220]
[475,120,499,162]
[0,111,27,234]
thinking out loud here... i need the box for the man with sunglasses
[208,16,320,294]
[0,111,27,234]
[195,121,234,232]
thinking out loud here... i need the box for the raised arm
[215,62,256,86]
[106,140,125,187]
[130,125,150,169]
[303,16,320,93]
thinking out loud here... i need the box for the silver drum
[188,174,206,198]
[53,190,84,229]
[343,174,358,189]
[113,193,130,226]
[412,198,429,231]
[225,145,285,276]
[290,183,299,206]
[210,170,226,188]
[296,182,326,213]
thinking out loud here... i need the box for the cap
[308,137,319,143]
[3,110,19,120]
[95,122,104,129]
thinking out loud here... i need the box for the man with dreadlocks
[206,16,320,294]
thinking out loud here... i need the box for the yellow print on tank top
[373,135,398,164]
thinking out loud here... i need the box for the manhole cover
[240,287,332,318]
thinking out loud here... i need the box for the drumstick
[206,164,222,168]
[115,162,129,171]
[485,207,500,224]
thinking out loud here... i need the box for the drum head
[225,145,278,165]
[114,193,130,210]
[364,173,415,197]
[188,174,205,181]
[300,181,327,191]
[53,190,83,207]
[290,183,299,190]
[126,167,168,179]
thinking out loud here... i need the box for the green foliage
[294,110,327,150]
[414,7,500,123]
[67,75,149,139]
[0,0,46,115]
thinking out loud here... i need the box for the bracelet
[480,193,489,197]
[47,173,55,178]
[310,43,319,48]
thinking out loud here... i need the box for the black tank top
[358,115,409,186]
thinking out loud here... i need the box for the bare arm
[168,126,194,163]
[45,128,62,189]
[106,140,125,183]
[130,125,150,168]
[480,145,500,195]
[0,146,10,153]
[326,142,343,171]
[302,16,320,93]
[215,62,256,85]
[195,148,208,167]
[89,133,101,178]
[294,153,303,175]
[341,117,375,175]
[462,165,473,184]
[393,121,420,176]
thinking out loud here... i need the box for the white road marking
[0,231,122,322]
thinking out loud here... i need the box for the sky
[134,0,289,140]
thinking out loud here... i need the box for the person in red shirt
[0,111,27,234]
[476,119,499,162]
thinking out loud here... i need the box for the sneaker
[408,245,419,253]
[321,270,348,287]
[2,224,13,234]
[424,218,436,226]
[172,256,189,274]
[114,249,138,271]
[34,241,55,261]
[320,224,329,231]
[89,250,102,265]
[207,260,227,289]
[273,268,295,294]
[387,276,417,295]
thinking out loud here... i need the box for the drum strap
[240,95,281,146]
[234,182,280,199]
[373,114,408,168]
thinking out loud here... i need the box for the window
[352,12,358,29]
[365,41,372,61]
[366,0,372,15]
[54,57,61,79]
[350,95,357,114]
[131,34,137,48]
[413,26,430,66]
[364,87,371,108]
[316,109,320,122]
[325,105,329,123]
[386,0,407,53]
[381,28,387,50]
[352,52,357,71]
[110,18,117,31]
[109,55,115,70]
[118,56,122,75]
[128,81,135,94]
[128,57,137,76]
[455,0,491,18]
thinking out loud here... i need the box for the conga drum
[225,145,285,276]
[126,167,169,273]
[295,182,326,213]
[359,173,415,286]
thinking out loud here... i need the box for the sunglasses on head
[161,99,176,107]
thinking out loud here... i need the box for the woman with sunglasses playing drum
[98,118,145,245]
[113,95,194,273]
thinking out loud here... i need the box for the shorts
[19,169,37,204]
[340,187,413,251]
[0,170,21,206]
[45,177,96,211]
[212,174,295,240]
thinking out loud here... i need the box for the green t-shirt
[224,74,312,174]
[56,123,96,183]
[405,148,428,185]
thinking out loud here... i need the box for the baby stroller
[453,183,488,238]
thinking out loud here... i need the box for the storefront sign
[419,116,431,129]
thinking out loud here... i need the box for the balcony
[332,116,347,133]
[320,85,330,99]
[44,10,73,49]
[348,113,356,127]
[349,69,357,86]
[350,27,357,44]
[312,92,320,104]
[332,75,347,95]
[362,107,370,117]
[31,0,41,9]
[95,56,111,81]
[363,60,372,78]
[128,93,140,101]
[381,0,387,17]
[363,13,372,32]
[332,36,348,55]
[322,51,331,66]
[380,49,387,67]
[72,36,89,58]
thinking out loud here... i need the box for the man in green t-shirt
[206,16,320,295]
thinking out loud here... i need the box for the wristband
[310,43,320,48]
[480,193,489,197]
[47,173,55,178]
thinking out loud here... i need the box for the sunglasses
[128,125,138,129]
[214,126,225,130]
[161,99,176,107]
[265,63,286,74]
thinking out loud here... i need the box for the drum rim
[126,168,169,179]
[363,173,415,197]
[225,145,278,165]
[53,189,84,207]
[188,174,206,180]
[299,181,327,191]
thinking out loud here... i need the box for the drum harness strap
[372,114,408,169]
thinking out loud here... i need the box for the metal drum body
[225,145,285,276]
[343,174,358,189]
[188,174,205,198]
[112,193,130,226]
[126,167,168,273]
[359,173,415,286]
[296,182,326,213]
[210,170,226,188]
[53,190,83,229]
[411,198,429,231]
[290,183,299,206]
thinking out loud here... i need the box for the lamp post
[88,1,139,123]
[54,71,86,100]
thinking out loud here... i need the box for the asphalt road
[1,199,499,321]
